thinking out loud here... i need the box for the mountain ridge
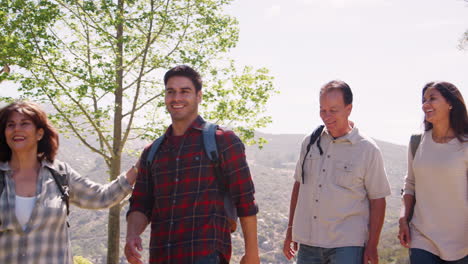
[58,131,409,264]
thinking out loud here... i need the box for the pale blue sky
[1,0,467,146]
[226,0,468,145]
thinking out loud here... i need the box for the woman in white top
[398,81,468,264]
[0,101,139,264]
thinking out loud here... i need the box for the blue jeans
[194,251,221,264]
[297,244,364,264]
[410,248,468,264]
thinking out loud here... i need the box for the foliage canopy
[0,0,277,262]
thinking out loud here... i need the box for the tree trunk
[106,156,122,264]
[107,0,125,261]
[107,198,122,264]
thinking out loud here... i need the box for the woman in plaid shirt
[0,101,139,264]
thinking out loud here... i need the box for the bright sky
[226,0,468,145]
[2,0,467,146]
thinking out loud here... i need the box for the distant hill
[59,131,409,264]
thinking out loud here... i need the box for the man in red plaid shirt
[125,65,260,264]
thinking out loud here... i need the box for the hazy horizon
[1,0,467,146]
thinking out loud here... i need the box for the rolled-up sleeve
[364,146,391,200]
[68,164,133,209]
[403,141,416,196]
[220,131,258,217]
[127,147,154,221]
[293,135,310,183]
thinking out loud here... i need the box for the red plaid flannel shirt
[128,116,258,263]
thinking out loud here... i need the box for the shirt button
[175,178,179,182]
[315,200,318,202]
[313,216,317,219]
[170,221,173,225]
[176,157,180,161]
[167,243,171,247]
[172,199,176,204]
[318,184,322,188]
[322,169,325,172]
[327,155,330,158]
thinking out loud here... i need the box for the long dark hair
[0,101,59,162]
[422,81,468,142]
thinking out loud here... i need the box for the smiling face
[422,87,452,126]
[5,111,44,155]
[319,89,352,138]
[164,76,202,124]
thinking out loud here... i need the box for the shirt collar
[0,161,9,171]
[164,115,206,137]
[42,160,55,170]
[0,159,55,172]
[323,125,360,145]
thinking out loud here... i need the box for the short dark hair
[422,81,468,142]
[0,101,59,162]
[319,80,353,105]
[163,65,202,92]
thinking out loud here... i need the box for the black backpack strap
[0,170,5,197]
[301,125,325,184]
[410,134,422,158]
[47,165,70,216]
[146,135,165,168]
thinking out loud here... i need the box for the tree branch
[120,0,158,151]
[123,0,171,74]
[27,23,114,156]
[30,71,110,160]
[55,0,117,54]
[122,92,163,118]
[83,16,107,154]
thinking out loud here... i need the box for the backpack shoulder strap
[410,134,422,158]
[47,162,70,216]
[307,125,325,154]
[401,134,422,197]
[203,122,238,232]
[146,135,166,168]
[0,170,5,197]
[301,125,325,184]
[202,122,219,162]
[203,122,228,192]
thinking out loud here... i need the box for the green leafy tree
[0,0,276,262]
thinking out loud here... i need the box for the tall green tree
[0,0,276,262]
